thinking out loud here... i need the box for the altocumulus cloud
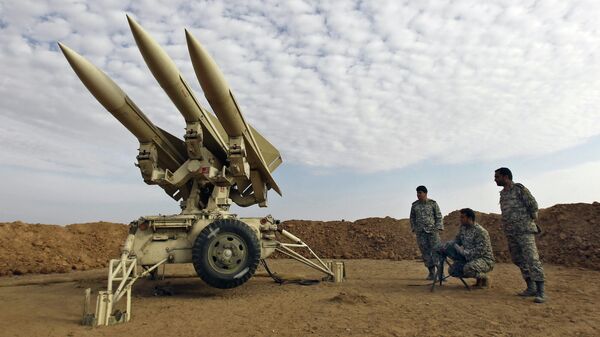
[1,0,600,176]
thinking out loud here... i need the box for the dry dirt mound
[437,202,600,269]
[0,202,598,276]
[280,217,415,260]
[0,221,127,276]
[280,202,600,270]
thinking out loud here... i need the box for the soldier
[410,185,443,280]
[494,167,546,303]
[445,208,495,288]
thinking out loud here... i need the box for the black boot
[426,267,435,280]
[517,277,536,297]
[437,265,446,282]
[534,281,546,303]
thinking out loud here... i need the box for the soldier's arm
[433,202,443,230]
[522,186,539,220]
[479,230,494,260]
[453,229,462,246]
[409,206,416,232]
[463,231,486,260]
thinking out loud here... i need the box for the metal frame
[83,228,340,326]
[83,256,168,326]
[275,229,335,278]
[430,257,470,292]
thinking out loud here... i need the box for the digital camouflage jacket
[499,183,539,234]
[410,199,443,233]
[454,222,495,264]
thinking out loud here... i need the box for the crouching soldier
[438,208,495,287]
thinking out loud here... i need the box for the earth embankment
[1,202,598,276]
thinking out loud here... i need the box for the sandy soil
[0,259,598,337]
[0,202,598,336]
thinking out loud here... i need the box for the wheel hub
[207,233,248,274]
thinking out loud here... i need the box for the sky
[0,0,599,224]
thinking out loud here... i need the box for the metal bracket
[82,234,169,327]
[275,229,336,280]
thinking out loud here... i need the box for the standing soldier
[494,167,546,303]
[410,185,444,280]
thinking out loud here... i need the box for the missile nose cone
[127,14,182,87]
[125,14,140,32]
[57,42,125,111]
[127,15,155,56]
[184,28,194,46]
[57,41,67,52]
[57,41,77,61]
[186,30,229,103]
[126,14,143,39]
[186,30,238,131]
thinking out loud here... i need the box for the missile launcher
[60,15,341,327]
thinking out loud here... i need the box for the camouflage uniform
[499,183,545,282]
[410,199,443,268]
[450,223,495,278]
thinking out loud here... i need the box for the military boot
[517,277,536,297]
[426,267,435,280]
[472,276,489,288]
[436,265,446,282]
[534,281,546,303]
[479,276,490,289]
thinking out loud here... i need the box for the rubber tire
[192,218,261,289]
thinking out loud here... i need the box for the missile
[126,15,228,160]
[185,30,282,195]
[185,30,246,137]
[57,42,186,172]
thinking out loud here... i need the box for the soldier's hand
[453,243,465,256]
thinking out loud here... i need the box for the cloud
[1,0,599,176]
[0,166,178,224]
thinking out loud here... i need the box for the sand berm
[1,202,598,276]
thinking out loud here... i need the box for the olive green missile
[126,15,229,160]
[57,42,186,172]
[185,30,282,195]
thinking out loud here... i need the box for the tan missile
[185,30,246,137]
[185,30,282,195]
[126,15,228,160]
[58,42,186,171]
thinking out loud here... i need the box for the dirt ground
[0,259,598,337]
[0,202,598,336]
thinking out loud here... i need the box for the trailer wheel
[192,218,261,289]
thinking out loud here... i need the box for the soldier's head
[416,185,428,201]
[459,208,475,225]
[494,167,513,186]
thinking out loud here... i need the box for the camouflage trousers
[506,233,545,282]
[416,231,441,268]
[449,258,494,279]
[439,243,494,279]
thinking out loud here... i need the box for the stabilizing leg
[431,258,449,292]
